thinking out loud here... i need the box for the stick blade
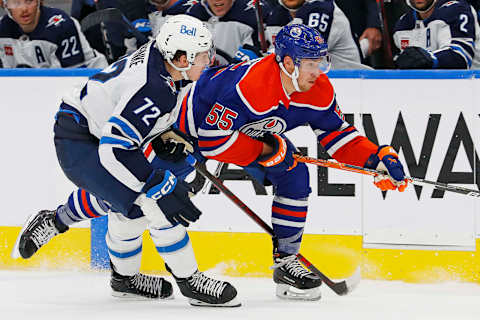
[332,267,361,296]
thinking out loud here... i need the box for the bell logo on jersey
[401,39,410,50]
[180,25,196,36]
[46,15,65,28]
[239,117,287,138]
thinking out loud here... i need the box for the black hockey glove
[394,46,438,69]
[151,129,194,163]
[143,170,202,227]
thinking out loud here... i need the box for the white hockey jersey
[62,41,180,192]
[187,0,270,64]
[393,0,480,69]
[148,0,199,37]
[265,0,363,69]
[0,6,107,68]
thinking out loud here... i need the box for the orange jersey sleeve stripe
[198,136,231,148]
[205,132,263,166]
[331,136,378,167]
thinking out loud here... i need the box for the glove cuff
[256,134,287,167]
[364,145,398,169]
[142,170,177,200]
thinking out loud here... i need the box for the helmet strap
[408,0,436,14]
[279,62,301,92]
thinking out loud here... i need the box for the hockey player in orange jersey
[174,23,409,300]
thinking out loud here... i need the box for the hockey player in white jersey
[265,0,365,69]
[0,0,107,68]
[187,0,271,64]
[394,0,480,69]
[12,14,240,307]
[148,0,199,37]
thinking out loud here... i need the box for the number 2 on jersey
[206,103,238,130]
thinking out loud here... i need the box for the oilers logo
[289,27,303,38]
[239,117,287,138]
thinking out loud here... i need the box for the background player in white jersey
[0,0,107,68]
[265,0,366,69]
[187,0,271,64]
[148,0,199,37]
[394,0,480,69]
[12,14,240,307]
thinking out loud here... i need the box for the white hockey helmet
[406,0,436,13]
[156,14,214,79]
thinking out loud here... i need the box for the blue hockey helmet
[274,24,330,91]
[275,24,328,66]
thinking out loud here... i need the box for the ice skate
[11,209,69,259]
[272,253,322,301]
[111,265,173,300]
[167,264,241,307]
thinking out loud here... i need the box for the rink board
[1,69,480,283]
[2,226,480,283]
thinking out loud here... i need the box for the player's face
[409,0,435,11]
[297,57,330,91]
[186,49,215,81]
[207,0,233,17]
[7,0,39,27]
[281,0,305,10]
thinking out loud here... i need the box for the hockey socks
[55,189,110,226]
[271,195,308,254]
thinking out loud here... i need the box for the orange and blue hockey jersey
[176,54,378,167]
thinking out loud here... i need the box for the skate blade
[189,297,241,307]
[111,291,174,300]
[276,283,321,301]
[11,212,38,259]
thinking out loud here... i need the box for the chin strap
[166,58,191,81]
[279,62,301,92]
[408,0,436,13]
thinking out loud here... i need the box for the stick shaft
[294,154,480,197]
[253,0,268,53]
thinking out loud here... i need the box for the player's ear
[171,53,189,69]
[283,56,295,73]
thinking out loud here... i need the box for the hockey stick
[294,154,480,198]
[94,1,115,62]
[186,156,360,296]
[253,0,269,53]
[377,0,395,68]
[201,161,224,194]
[81,8,149,47]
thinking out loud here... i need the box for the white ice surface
[1,270,480,320]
